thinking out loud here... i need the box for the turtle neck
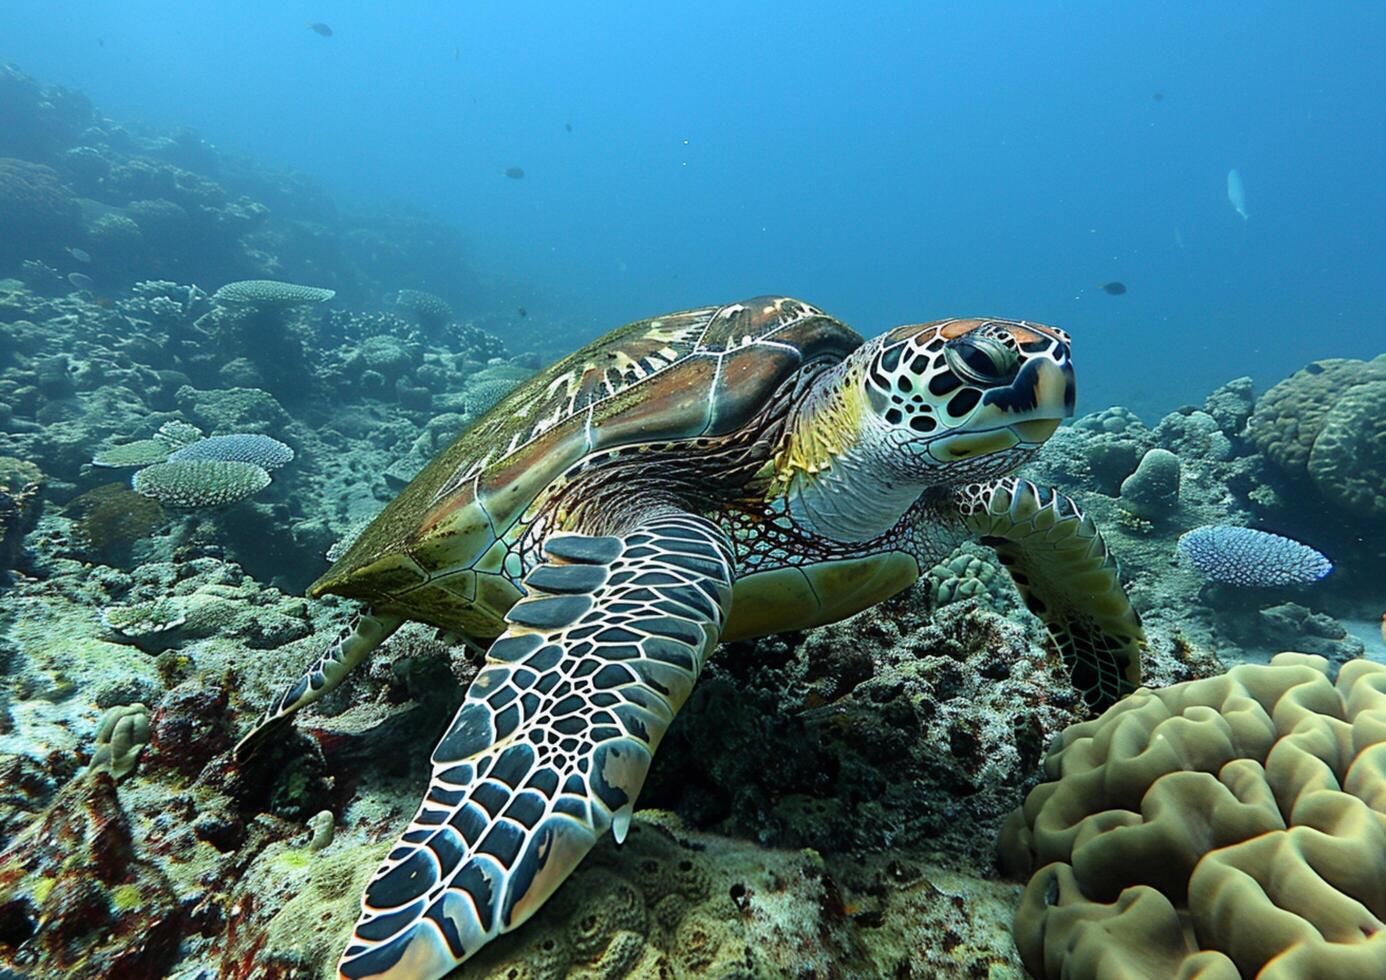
[777,359,930,543]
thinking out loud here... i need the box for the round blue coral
[1177,526,1332,586]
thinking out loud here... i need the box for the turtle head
[859,317,1074,480]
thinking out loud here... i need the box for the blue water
[6,1,1384,414]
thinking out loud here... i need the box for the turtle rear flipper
[958,478,1144,710]
[234,610,404,760]
[338,512,735,980]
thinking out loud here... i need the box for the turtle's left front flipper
[337,511,735,980]
[958,478,1144,711]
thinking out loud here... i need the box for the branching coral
[1000,653,1386,979]
[1177,525,1332,586]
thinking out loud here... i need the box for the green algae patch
[112,883,143,911]
[272,848,314,872]
[30,875,55,906]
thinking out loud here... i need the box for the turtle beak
[1010,418,1063,443]
[982,353,1074,433]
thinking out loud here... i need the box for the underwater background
[2,3,1385,979]
[8,2,1386,413]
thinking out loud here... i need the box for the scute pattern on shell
[313,297,864,609]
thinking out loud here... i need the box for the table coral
[211,280,335,307]
[132,459,271,508]
[168,433,295,471]
[1000,653,1386,979]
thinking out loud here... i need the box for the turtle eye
[944,335,1018,386]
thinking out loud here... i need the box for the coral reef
[167,433,294,470]
[212,279,336,307]
[1307,379,1386,518]
[132,459,273,508]
[0,774,181,977]
[392,288,452,335]
[89,703,151,780]
[1177,525,1332,586]
[1000,653,1386,979]
[1249,356,1386,473]
[0,59,1382,980]
[1118,448,1181,520]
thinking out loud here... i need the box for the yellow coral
[1000,653,1386,978]
[1307,379,1386,517]
[1249,355,1386,473]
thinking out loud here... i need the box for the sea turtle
[236,296,1145,979]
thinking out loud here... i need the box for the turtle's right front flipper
[234,609,403,760]
[338,511,735,980]
[957,478,1145,711]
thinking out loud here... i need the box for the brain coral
[925,542,1001,607]
[168,434,294,471]
[1306,379,1386,518]
[1249,355,1386,474]
[1177,525,1332,586]
[1000,653,1386,979]
[90,703,151,781]
[132,459,270,508]
[211,279,335,307]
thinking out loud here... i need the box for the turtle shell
[310,296,863,630]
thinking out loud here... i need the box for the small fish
[67,272,95,291]
[516,306,528,318]
[1097,281,1127,295]
[98,37,105,48]
[1152,92,1164,102]
[565,122,573,133]
[307,22,333,37]
[66,246,91,263]
[504,167,525,180]
[453,46,460,62]
[1227,169,1249,220]
[1380,612,1385,645]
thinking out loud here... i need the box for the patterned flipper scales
[234,611,404,759]
[337,512,735,980]
[958,478,1145,710]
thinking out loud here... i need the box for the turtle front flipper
[234,609,404,760]
[338,511,735,980]
[957,478,1144,710]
